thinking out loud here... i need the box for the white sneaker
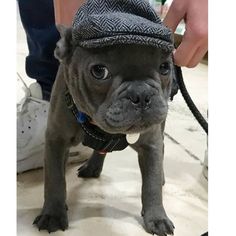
[17,75,91,173]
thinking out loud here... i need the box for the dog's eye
[159,62,170,76]
[91,65,109,80]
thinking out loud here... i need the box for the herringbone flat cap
[72,0,174,52]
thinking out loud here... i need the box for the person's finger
[163,0,186,32]
[173,38,198,66]
[186,44,208,68]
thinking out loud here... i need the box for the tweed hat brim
[78,34,173,52]
[72,0,174,53]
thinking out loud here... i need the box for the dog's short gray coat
[33,26,175,236]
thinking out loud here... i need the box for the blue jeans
[18,0,60,100]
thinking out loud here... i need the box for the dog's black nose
[127,87,152,108]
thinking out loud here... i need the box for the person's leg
[18,0,60,100]
[17,0,91,173]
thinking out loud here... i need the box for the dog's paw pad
[145,218,174,236]
[33,214,68,233]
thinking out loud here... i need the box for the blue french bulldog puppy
[33,1,176,235]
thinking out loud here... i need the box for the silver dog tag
[126,133,140,144]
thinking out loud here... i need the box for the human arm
[163,0,208,67]
[53,0,85,26]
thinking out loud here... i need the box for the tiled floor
[17,7,208,236]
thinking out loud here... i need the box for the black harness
[65,89,129,154]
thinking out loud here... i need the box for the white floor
[17,8,208,236]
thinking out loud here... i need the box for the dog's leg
[33,133,69,233]
[77,150,106,178]
[162,143,165,186]
[133,125,174,236]
[161,121,166,186]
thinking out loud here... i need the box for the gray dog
[33,1,176,235]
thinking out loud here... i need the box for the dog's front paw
[33,204,68,233]
[143,210,174,236]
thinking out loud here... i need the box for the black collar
[65,89,129,153]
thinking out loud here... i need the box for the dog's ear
[54,25,73,63]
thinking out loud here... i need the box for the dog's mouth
[94,111,167,134]
[92,92,168,134]
[105,119,144,134]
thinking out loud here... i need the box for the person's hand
[163,0,208,68]
[53,0,85,26]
